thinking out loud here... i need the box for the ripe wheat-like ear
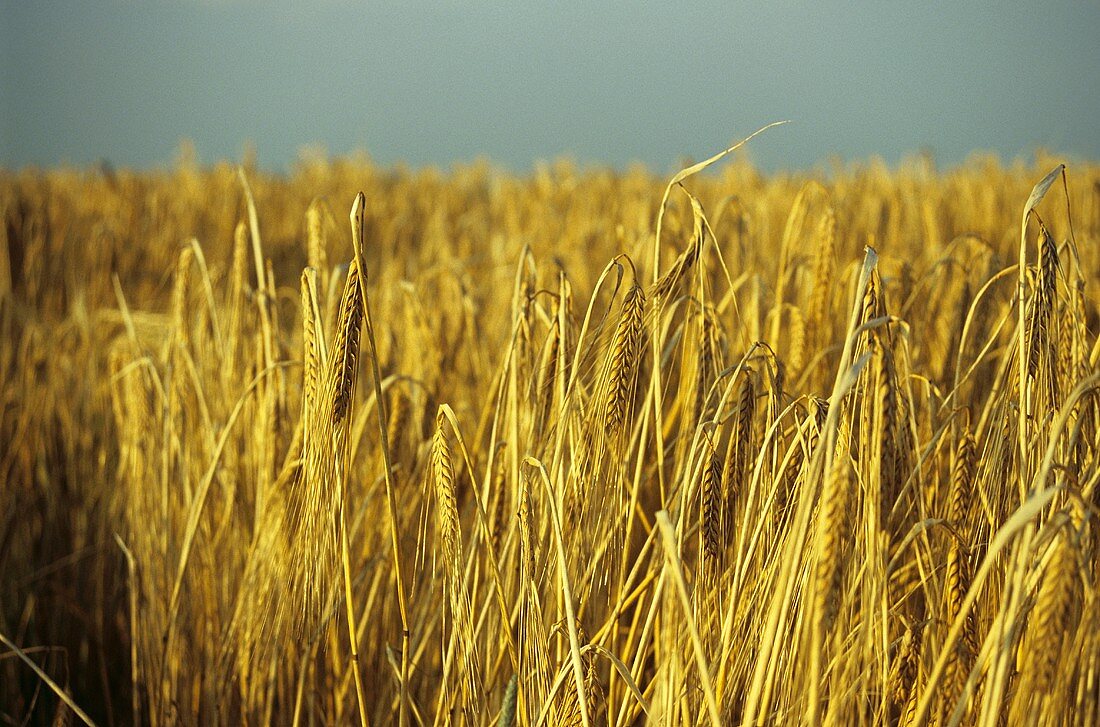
[329,260,363,426]
[603,280,646,439]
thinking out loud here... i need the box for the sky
[1,1,1098,173]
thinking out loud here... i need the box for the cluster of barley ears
[2,148,1100,726]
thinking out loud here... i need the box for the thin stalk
[351,193,411,726]
[340,501,369,727]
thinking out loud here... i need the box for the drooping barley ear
[172,245,195,349]
[515,276,536,387]
[694,304,721,424]
[807,434,854,720]
[536,317,560,431]
[788,305,806,374]
[299,269,321,426]
[759,344,784,425]
[490,442,509,552]
[499,674,518,727]
[603,281,646,438]
[859,269,886,351]
[552,620,600,727]
[285,268,351,625]
[432,411,461,588]
[650,226,700,304]
[224,221,250,375]
[431,410,462,662]
[887,621,922,715]
[812,397,829,428]
[431,410,482,707]
[1070,341,1095,475]
[231,264,350,668]
[1023,525,1077,696]
[815,449,853,636]
[777,399,827,517]
[737,365,757,430]
[700,431,724,578]
[385,386,409,463]
[722,367,756,529]
[942,536,978,718]
[1038,221,1058,312]
[778,395,822,516]
[515,466,553,710]
[834,407,852,462]
[518,473,538,588]
[1025,223,1058,384]
[329,261,363,425]
[1055,285,1080,400]
[899,670,921,727]
[873,339,901,527]
[948,430,976,532]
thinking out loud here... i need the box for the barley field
[2,143,1100,726]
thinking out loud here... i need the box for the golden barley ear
[432,410,461,583]
[430,409,483,714]
[603,279,646,438]
[1025,221,1060,384]
[722,367,756,524]
[1023,524,1078,695]
[329,260,363,425]
[693,304,719,423]
[700,430,724,579]
[947,430,976,531]
[299,268,323,424]
[807,206,836,333]
[550,619,600,727]
[649,207,701,304]
[872,339,902,527]
[385,386,409,462]
[815,457,851,635]
[887,620,922,715]
[941,536,978,719]
[171,245,195,348]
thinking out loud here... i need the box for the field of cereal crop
[3,144,1100,725]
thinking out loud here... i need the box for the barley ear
[603,280,646,438]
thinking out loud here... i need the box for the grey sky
[2,1,1098,172]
